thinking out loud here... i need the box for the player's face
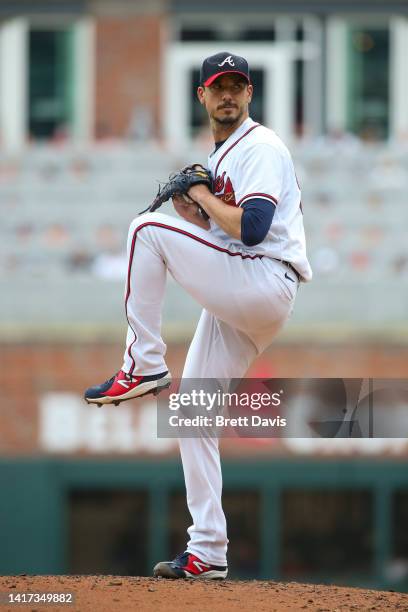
[198,74,253,127]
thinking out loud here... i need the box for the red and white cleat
[153,551,228,580]
[84,369,171,406]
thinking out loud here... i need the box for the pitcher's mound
[0,575,407,611]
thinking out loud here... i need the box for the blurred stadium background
[1,0,408,592]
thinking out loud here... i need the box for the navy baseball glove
[139,164,212,218]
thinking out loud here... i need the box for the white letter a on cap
[218,55,235,67]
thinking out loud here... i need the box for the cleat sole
[153,381,171,396]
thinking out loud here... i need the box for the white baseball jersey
[208,116,312,282]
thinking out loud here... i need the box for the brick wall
[94,15,163,138]
[1,341,407,454]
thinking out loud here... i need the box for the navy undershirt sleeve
[241,197,276,247]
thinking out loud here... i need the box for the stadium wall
[1,457,408,590]
[1,340,408,455]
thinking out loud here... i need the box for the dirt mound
[0,575,407,611]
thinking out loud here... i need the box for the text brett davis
[169,415,287,428]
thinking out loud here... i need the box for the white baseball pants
[122,211,297,565]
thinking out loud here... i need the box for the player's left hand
[139,163,212,216]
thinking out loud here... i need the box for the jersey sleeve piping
[238,193,278,207]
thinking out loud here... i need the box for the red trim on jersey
[237,192,278,207]
[125,221,264,375]
[214,123,260,177]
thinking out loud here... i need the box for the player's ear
[247,83,253,104]
[197,86,205,105]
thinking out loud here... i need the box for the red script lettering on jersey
[214,172,236,206]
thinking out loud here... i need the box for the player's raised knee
[129,211,173,233]
[130,212,172,230]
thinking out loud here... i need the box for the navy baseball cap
[200,52,250,87]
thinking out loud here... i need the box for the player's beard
[212,105,245,127]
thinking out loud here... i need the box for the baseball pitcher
[85,51,312,579]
